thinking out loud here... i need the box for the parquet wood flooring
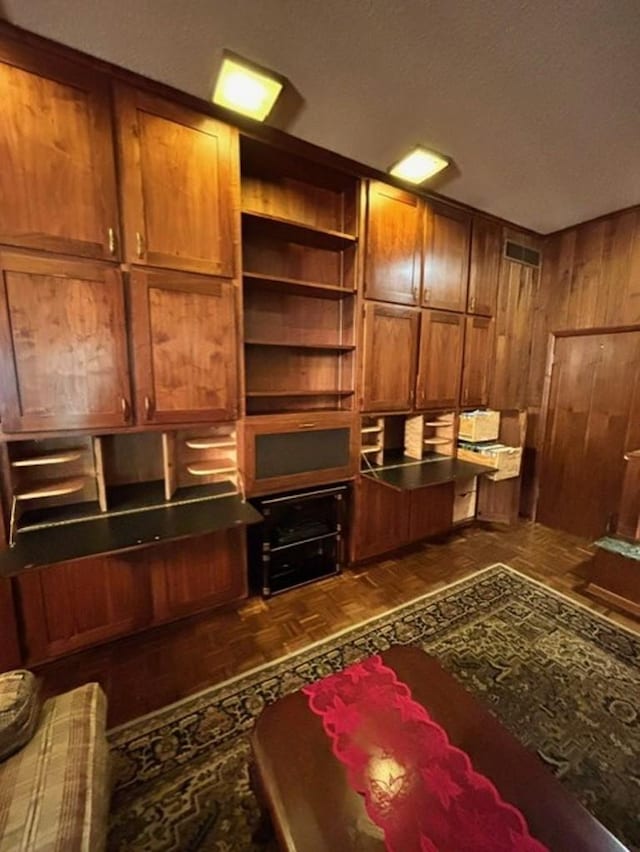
[33,521,639,727]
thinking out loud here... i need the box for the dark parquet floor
[34,521,639,727]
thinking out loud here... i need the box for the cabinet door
[0,253,132,432]
[423,202,471,312]
[364,182,422,305]
[362,302,420,411]
[468,216,502,316]
[129,269,238,424]
[17,553,152,664]
[150,529,247,622]
[461,316,495,407]
[416,310,464,409]
[353,476,410,561]
[0,578,21,670]
[408,482,454,542]
[116,85,237,276]
[0,40,119,259]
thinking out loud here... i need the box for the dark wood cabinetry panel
[477,478,521,524]
[0,39,120,259]
[423,202,471,312]
[115,85,237,276]
[364,182,422,305]
[416,310,464,409]
[353,476,410,561]
[150,529,247,622]
[617,451,640,541]
[362,302,420,411]
[468,216,501,316]
[16,552,152,664]
[0,578,21,670]
[461,316,494,407]
[0,252,132,432]
[129,268,238,424]
[408,482,454,541]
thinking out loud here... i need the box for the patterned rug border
[108,562,639,739]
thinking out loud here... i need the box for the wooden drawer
[242,412,358,496]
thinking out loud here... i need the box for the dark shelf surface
[245,339,355,352]
[243,272,355,300]
[363,458,493,491]
[246,389,354,398]
[1,494,262,578]
[242,210,357,251]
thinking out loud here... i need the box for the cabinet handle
[297,422,317,429]
[108,227,117,255]
[136,231,145,259]
[469,295,476,312]
[120,396,131,423]
[144,395,155,420]
[424,288,431,303]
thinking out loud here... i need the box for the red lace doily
[303,654,548,852]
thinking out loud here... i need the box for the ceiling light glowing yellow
[389,147,449,184]
[213,56,283,121]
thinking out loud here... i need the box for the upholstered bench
[0,680,111,851]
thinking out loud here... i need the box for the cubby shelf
[243,272,355,300]
[15,478,86,501]
[244,339,355,352]
[11,450,84,468]
[242,210,357,251]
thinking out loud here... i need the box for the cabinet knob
[136,231,145,259]
[120,396,131,423]
[297,422,317,429]
[144,395,155,420]
[469,295,476,312]
[108,227,117,255]
[424,288,431,303]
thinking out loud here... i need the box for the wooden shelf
[11,450,84,468]
[361,445,383,454]
[243,272,355,300]
[425,420,454,427]
[246,390,355,398]
[16,478,86,501]
[184,439,236,450]
[423,437,452,446]
[244,339,355,352]
[361,426,383,434]
[186,461,236,477]
[242,210,357,251]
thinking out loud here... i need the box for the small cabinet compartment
[461,316,495,407]
[423,202,471,312]
[360,416,385,467]
[364,181,422,305]
[361,302,420,412]
[416,309,464,409]
[242,412,357,496]
[404,413,456,461]
[128,268,238,424]
[0,252,131,432]
[249,484,346,596]
[408,482,454,541]
[115,85,237,276]
[163,424,239,499]
[468,216,501,316]
[453,477,478,524]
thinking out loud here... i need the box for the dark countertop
[0,494,263,578]
[362,458,492,491]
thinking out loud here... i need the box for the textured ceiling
[4,0,640,233]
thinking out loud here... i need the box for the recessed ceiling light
[213,54,283,122]
[389,146,449,184]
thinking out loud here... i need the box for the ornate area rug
[107,564,640,852]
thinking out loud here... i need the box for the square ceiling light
[389,146,449,184]
[213,54,283,121]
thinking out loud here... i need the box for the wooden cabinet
[150,529,247,622]
[423,202,471,312]
[115,85,237,276]
[461,316,494,407]
[0,40,120,259]
[0,252,132,432]
[353,476,410,561]
[242,412,358,496]
[468,216,502,316]
[0,578,21,670]
[416,310,464,409]
[364,182,422,305]
[17,552,153,663]
[362,302,420,411]
[408,483,454,541]
[129,269,238,424]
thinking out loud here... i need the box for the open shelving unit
[404,413,456,461]
[360,416,385,467]
[240,137,359,416]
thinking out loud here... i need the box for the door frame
[533,323,640,523]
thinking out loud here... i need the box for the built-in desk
[362,457,491,491]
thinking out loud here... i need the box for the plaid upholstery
[0,671,41,762]
[0,683,110,852]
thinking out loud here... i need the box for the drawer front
[243,414,358,495]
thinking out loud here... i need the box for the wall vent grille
[504,240,541,268]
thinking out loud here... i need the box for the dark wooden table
[251,645,627,852]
